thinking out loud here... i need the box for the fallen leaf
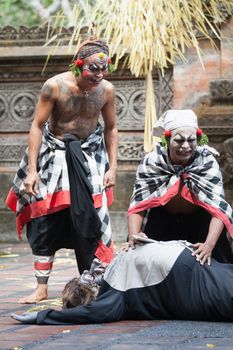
[0,254,19,258]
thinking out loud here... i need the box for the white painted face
[168,127,197,166]
[81,53,109,86]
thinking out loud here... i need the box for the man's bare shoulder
[45,71,72,86]
[41,72,72,100]
[103,79,114,91]
[102,79,115,99]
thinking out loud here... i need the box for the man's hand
[124,232,148,252]
[24,171,39,196]
[103,168,116,188]
[192,242,213,266]
[10,311,38,324]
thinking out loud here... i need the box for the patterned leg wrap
[95,190,114,264]
[33,255,54,284]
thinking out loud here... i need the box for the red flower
[75,59,84,67]
[196,128,203,137]
[164,130,172,138]
[108,58,112,64]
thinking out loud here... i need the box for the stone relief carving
[220,137,233,184]
[0,85,40,131]
[0,135,27,167]
[0,26,77,46]
[112,69,173,130]
[0,144,26,162]
[11,93,37,121]
[0,95,8,122]
[118,136,145,161]
[210,80,233,103]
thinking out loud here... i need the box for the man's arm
[24,81,57,195]
[125,211,147,250]
[192,217,224,265]
[101,82,118,188]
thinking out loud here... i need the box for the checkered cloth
[128,144,233,237]
[80,258,107,287]
[6,123,113,248]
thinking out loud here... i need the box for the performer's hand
[124,232,148,252]
[103,168,116,188]
[24,171,39,196]
[192,242,212,266]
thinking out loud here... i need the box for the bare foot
[18,284,48,304]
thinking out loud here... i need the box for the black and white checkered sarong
[6,123,112,246]
[128,144,233,237]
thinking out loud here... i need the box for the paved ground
[1,242,233,350]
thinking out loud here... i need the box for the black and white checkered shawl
[128,144,233,237]
[6,123,113,249]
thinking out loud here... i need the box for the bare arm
[125,212,147,250]
[192,216,224,265]
[101,83,118,188]
[24,82,57,195]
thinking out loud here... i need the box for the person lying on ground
[10,239,233,325]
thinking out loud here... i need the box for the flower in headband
[160,128,208,148]
[160,130,171,147]
[196,128,209,146]
[69,59,84,77]
[108,58,115,74]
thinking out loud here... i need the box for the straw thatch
[47,0,233,151]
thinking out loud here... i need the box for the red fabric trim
[92,187,114,208]
[34,262,53,270]
[128,180,233,238]
[15,191,70,240]
[93,193,102,208]
[128,180,180,215]
[5,189,18,212]
[106,187,114,206]
[181,185,233,238]
[8,187,114,240]
[95,240,114,264]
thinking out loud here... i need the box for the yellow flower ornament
[98,52,105,59]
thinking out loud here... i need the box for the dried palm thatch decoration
[27,298,63,312]
[46,0,233,152]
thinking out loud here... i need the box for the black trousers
[144,206,233,263]
[27,208,98,274]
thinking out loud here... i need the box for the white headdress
[153,109,198,136]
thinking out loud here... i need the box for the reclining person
[10,239,233,324]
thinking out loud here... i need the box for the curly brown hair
[62,277,97,309]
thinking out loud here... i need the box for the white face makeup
[81,54,109,86]
[168,127,197,166]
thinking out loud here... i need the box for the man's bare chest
[55,93,104,117]
[165,183,198,214]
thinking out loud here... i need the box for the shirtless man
[127,109,233,265]
[6,39,118,304]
